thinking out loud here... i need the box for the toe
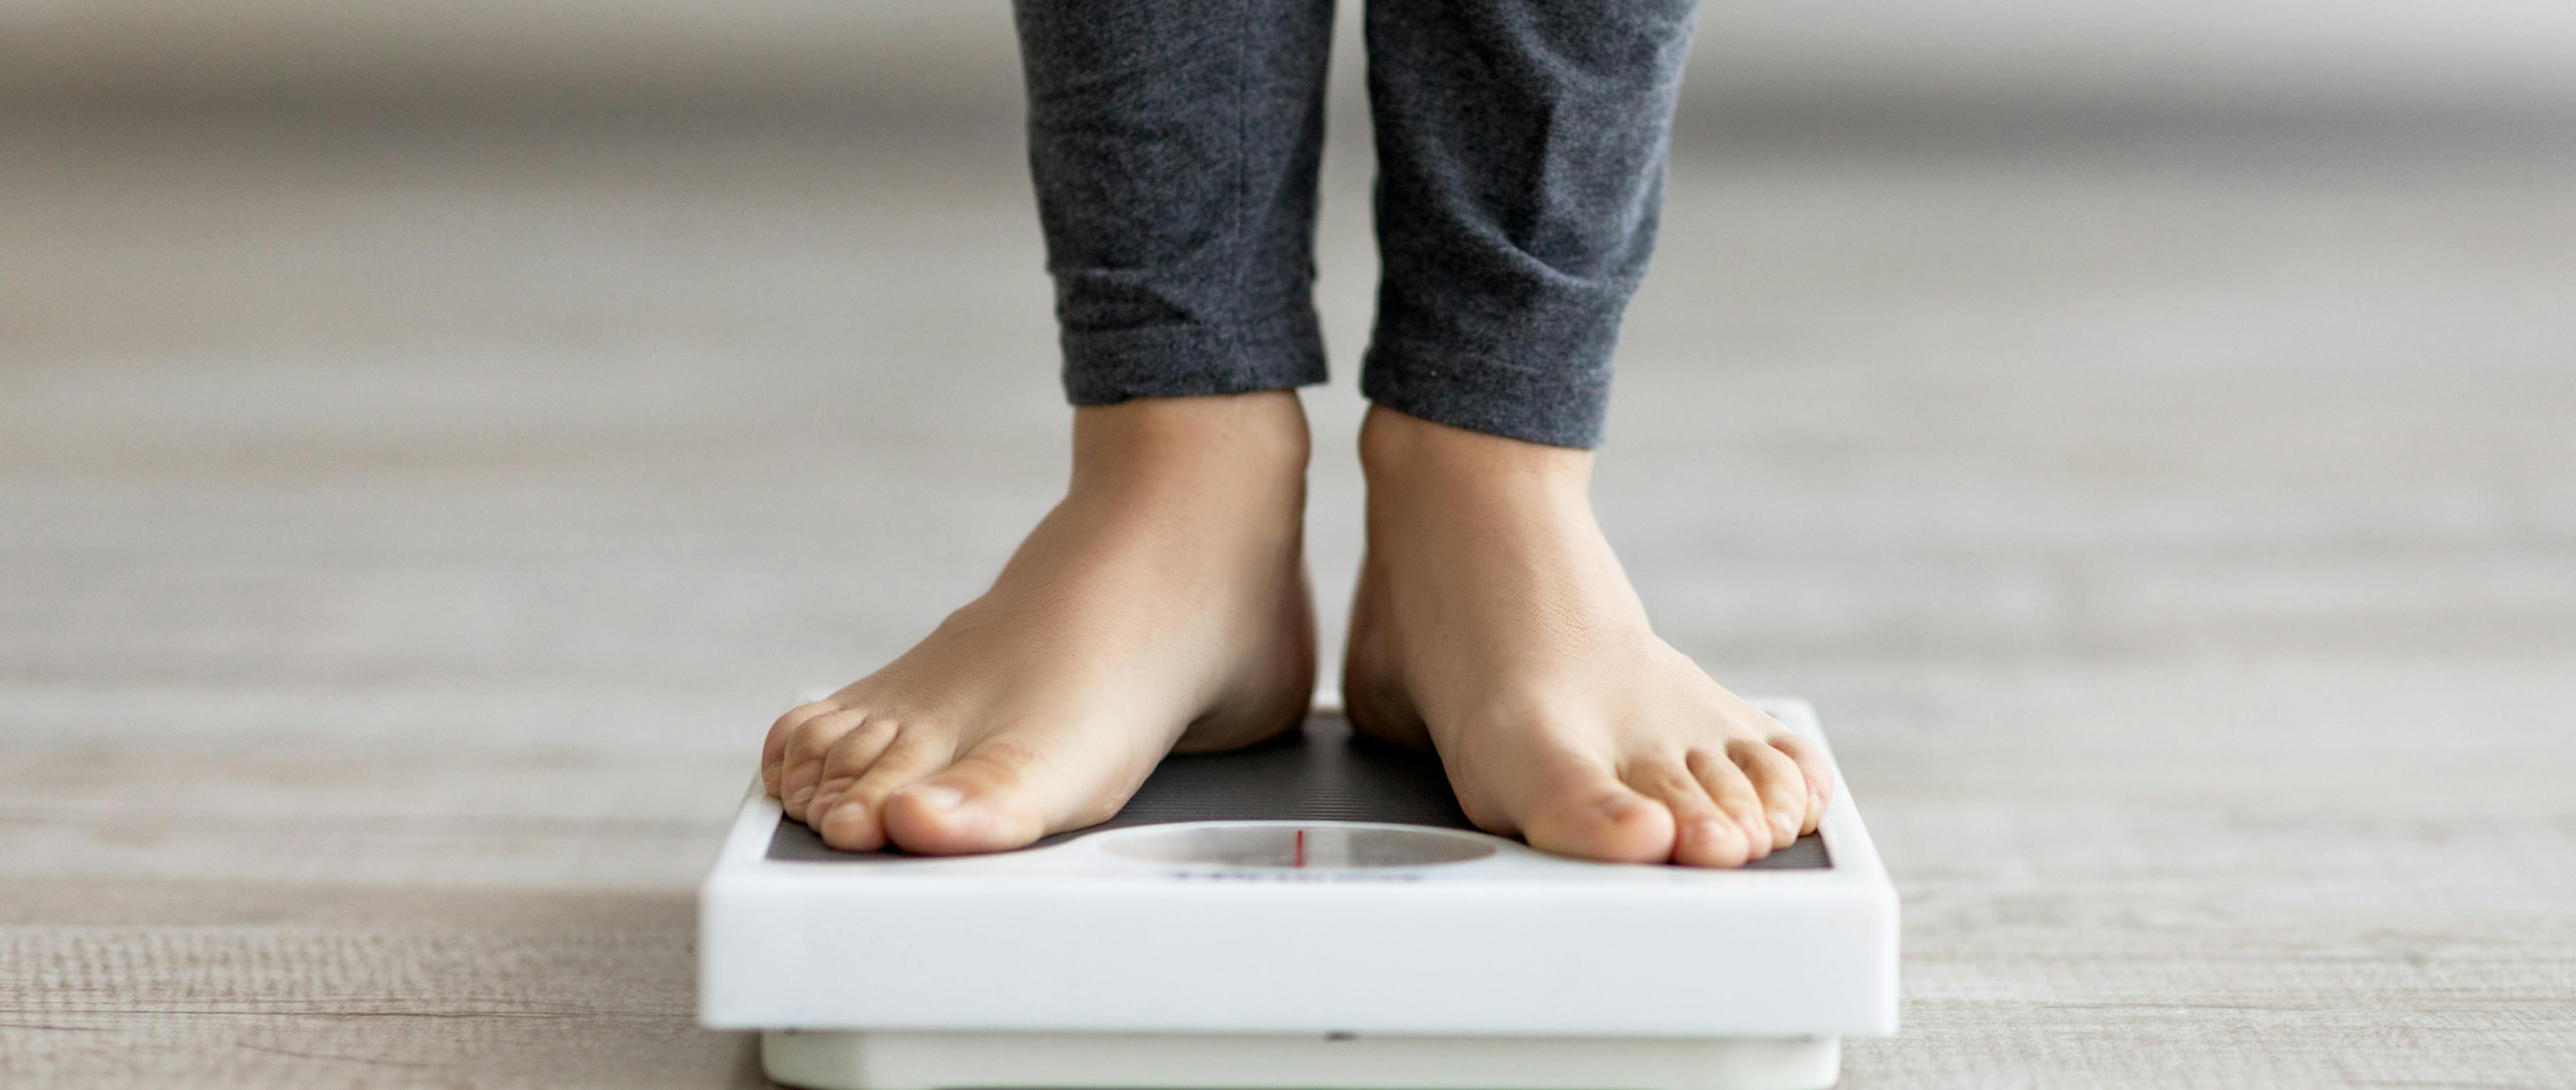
[780,708,869,821]
[881,738,1055,855]
[763,700,837,798]
[1626,757,1749,868]
[1766,732,1835,835]
[1727,737,1809,851]
[1686,747,1774,861]
[803,717,901,830]
[813,731,954,852]
[1516,756,1677,865]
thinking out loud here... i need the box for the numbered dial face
[1100,823,1497,869]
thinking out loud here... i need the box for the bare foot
[1342,406,1835,868]
[762,392,1316,855]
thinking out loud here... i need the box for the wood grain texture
[3,99,2572,1088]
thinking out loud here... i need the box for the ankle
[1358,404,1592,494]
[1071,392,1311,497]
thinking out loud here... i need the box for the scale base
[763,1030,1841,1090]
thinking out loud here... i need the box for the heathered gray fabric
[1012,0,1698,449]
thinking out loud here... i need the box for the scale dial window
[1100,823,1497,869]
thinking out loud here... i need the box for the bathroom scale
[699,696,1897,1090]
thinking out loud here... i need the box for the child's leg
[761,0,1336,855]
[1344,0,1835,867]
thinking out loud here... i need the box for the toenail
[1688,819,1729,844]
[1809,792,1826,818]
[908,784,965,810]
[810,795,840,823]
[1597,795,1638,820]
[1770,812,1796,841]
[786,786,815,810]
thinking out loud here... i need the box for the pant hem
[1061,311,1328,404]
[1360,341,1611,449]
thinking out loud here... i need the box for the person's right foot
[761,392,1318,855]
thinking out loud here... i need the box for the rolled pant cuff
[1061,311,1329,405]
[1360,341,1611,449]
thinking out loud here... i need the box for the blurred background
[4,3,2573,1087]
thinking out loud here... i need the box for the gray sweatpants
[1013,0,1699,449]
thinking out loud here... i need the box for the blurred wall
[7,1,2575,119]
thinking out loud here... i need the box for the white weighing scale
[700,697,1896,1090]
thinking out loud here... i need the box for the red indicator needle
[1294,828,1306,869]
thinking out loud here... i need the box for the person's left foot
[1340,405,1835,868]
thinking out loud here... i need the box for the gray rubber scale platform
[765,714,1828,869]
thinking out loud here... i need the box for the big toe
[1514,765,1677,865]
[879,740,1056,855]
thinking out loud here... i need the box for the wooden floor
[3,100,2573,1088]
